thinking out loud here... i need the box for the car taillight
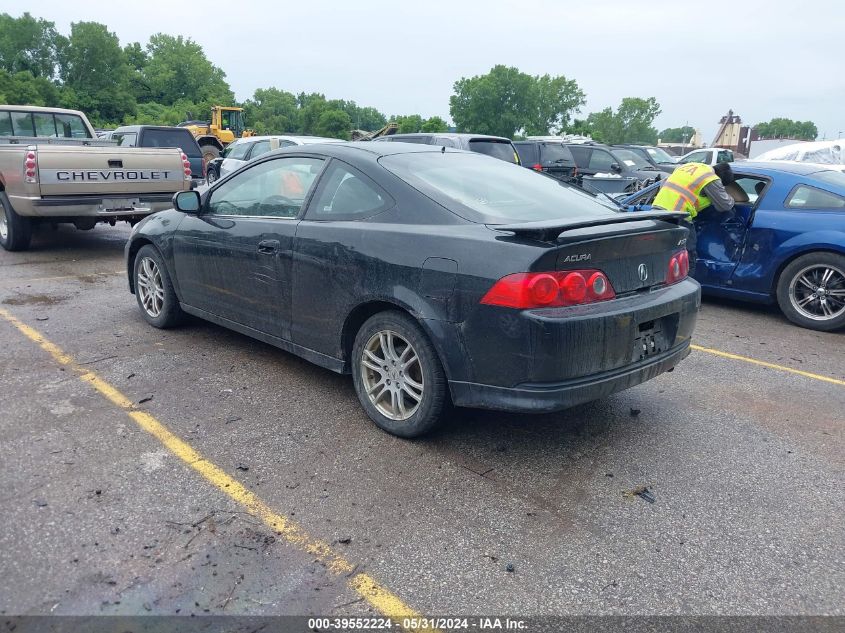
[667,250,689,284]
[481,270,616,309]
[24,147,38,183]
[532,163,543,171]
[180,151,192,180]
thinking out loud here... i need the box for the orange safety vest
[653,162,720,218]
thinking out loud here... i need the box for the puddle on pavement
[2,294,69,306]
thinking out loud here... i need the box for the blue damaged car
[621,162,845,331]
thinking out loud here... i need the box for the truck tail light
[481,270,616,309]
[667,250,689,284]
[532,163,543,171]
[24,147,38,184]
[180,151,192,180]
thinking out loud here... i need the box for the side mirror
[173,190,201,214]
[610,162,622,173]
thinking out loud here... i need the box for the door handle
[257,239,280,254]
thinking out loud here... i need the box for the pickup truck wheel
[776,252,845,331]
[0,192,33,252]
[133,245,185,328]
[351,311,450,438]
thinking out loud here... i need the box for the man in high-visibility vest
[653,161,737,264]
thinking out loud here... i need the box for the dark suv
[374,133,520,165]
[111,125,205,183]
[613,144,678,174]
[566,143,665,182]
[513,140,578,182]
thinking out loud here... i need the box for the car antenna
[441,145,446,153]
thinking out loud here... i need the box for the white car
[677,147,734,166]
[213,135,344,181]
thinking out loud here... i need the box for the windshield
[144,129,201,157]
[646,147,677,163]
[613,149,651,169]
[380,151,617,223]
[468,139,520,164]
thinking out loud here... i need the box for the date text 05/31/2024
[306,618,528,630]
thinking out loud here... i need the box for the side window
[717,150,733,163]
[227,142,250,160]
[0,112,11,136]
[278,140,297,148]
[208,157,324,218]
[786,185,845,210]
[588,150,615,171]
[113,132,137,147]
[733,177,767,204]
[33,112,58,137]
[54,114,89,138]
[248,140,271,159]
[307,161,391,220]
[10,111,35,136]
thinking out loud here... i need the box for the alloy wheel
[360,330,424,421]
[136,256,165,318]
[0,209,7,241]
[789,263,845,321]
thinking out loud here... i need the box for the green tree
[755,117,817,140]
[58,21,135,124]
[243,87,299,134]
[314,109,352,139]
[0,12,61,78]
[0,69,60,106]
[586,97,661,144]
[143,34,232,106]
[421,116,448,133]
[449,65,585,138]
[658,125,696,143]
[393,114,424,133]
[297,92,328,135]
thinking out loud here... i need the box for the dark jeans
[680,218,697,269]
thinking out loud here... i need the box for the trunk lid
[36,146,188,196]
[494,212,689,295]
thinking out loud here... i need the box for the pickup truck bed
[0,105,193,251]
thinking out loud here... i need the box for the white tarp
[756,138,845,165]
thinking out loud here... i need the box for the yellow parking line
[0,307,427,626]
[691,344,845,387]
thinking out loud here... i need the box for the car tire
[133,244,185,329]
[776,252,845,332]
[0,192,33,252]
[351,311,450,438]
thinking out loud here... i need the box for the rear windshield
[811,170,845,188]
[380,151,617,224]
[142,129,201,156]
[468,139,520,164]
[540,143,575,165]
[0,110,91,138]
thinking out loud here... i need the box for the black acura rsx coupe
[125,142,700,437]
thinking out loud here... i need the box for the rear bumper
[449,340,689,413]
[10,192,178,217]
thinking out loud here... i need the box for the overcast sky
[12,0,845,140]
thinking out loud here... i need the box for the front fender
[125,210,185,295]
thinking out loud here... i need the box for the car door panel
[173,156,325,340]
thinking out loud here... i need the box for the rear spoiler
[490,211,688,242]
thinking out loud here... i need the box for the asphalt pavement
[1,224,842,619]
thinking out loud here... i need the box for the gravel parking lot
[1,225,842,618]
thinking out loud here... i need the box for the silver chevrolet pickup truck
[0,105,193,251]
